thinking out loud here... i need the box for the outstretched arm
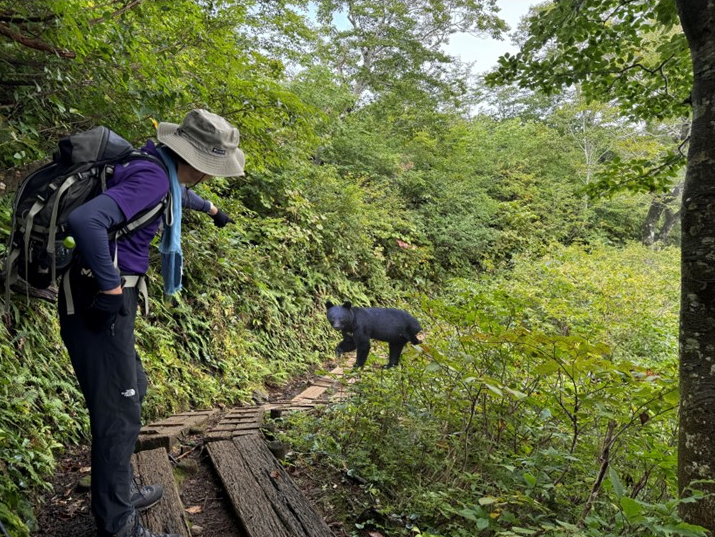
[181,186,234,227]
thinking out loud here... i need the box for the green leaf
[523,472,537,488]
[505,386,528,400]
[457,508,478,521]
[532,360,560,375]
[619,496,643,520]
[609,466,624,499]
[484,383,503,396]
[672,522,709,537]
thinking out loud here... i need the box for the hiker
[58,109,245,537]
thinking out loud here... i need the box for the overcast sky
[443,1,537,73]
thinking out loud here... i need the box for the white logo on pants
[121,389,136,398]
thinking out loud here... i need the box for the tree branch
[89,0,146,25]
[0,22,75,58]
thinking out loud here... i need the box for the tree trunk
[641,181,683,246]
[655,206,681,245]
[676,0,715,530]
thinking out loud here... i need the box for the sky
[443,0,538,73]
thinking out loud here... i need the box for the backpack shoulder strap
[108,150,171,241]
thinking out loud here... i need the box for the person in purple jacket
[58,109,245,537]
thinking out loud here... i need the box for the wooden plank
[132,448,190,537]
[208,440,292,537]
[233,435,335,537]
[292,385,328,402]
[225,407,264,415]
[137,410,219,452]
[149,410,218,427]
[136,425,188,452]
[213,415,261,424]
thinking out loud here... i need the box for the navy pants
[59,267,147,535]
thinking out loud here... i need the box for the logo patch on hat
[212,148,226,155]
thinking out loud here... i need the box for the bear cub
[326,300,422,368]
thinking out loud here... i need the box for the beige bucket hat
[157,109,245,177]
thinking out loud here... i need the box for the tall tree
[486,0,715,529]
[313,0,505,102]
[0,0,316,174]
[675,0,715,529]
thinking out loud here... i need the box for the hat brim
[157,122,245,177]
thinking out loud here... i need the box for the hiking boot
[102,511,180,537]
[115,520,181,537]
[130,481,164,511]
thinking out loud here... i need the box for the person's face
[177,162,210,187]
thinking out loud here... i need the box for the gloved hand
[211,209,235,228]
[84,292,126,332]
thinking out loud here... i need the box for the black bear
[326,301,422,368]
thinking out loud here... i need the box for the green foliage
[0,1,690,534]
[313,0,506,101]
[280,243,691,536]
[485,1,689,196]
[487,1,689,122]
[0,0,318,170]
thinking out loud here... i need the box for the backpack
[3,126,169,303]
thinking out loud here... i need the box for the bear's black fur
[325,301,422,368]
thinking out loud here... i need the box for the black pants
[59,266,147,535]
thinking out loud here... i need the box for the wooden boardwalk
[131,357,355,536]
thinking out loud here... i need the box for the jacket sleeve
[66,193,125,291]
[181,186,212,213]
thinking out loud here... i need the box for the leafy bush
[279,243,698,537]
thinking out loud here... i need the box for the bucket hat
[157,109,245,177]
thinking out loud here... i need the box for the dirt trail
[31,359,354,537]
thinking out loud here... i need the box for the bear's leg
[336,335,356,356]
[355,340,371,367]
[386,341,406,368]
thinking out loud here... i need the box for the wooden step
[132,447,191,537]
[208,435,334,537]
[137,409,219,451]
[204,406,266,442]
[280,358,356,408]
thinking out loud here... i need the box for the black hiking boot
[130,481,164,511]
[102,512,181,537]
[115,520,181,537]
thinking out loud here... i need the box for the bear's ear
[343,301,352,309]
[326,300,334,310]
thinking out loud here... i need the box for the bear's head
[326,300,353,331]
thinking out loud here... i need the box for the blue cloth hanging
[156,147,183,295]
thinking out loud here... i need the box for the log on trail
[208,434,334,537]
[132,447,191,537]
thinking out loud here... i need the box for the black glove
[84,292,126,333]
[211,209,235,228]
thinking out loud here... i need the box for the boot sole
[134,496,162,512]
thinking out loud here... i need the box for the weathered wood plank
[233,435,335,537]
[202,406,265,442]
[224,408,265,416]
[132,448,190,537]
[292,385,328,402]
[137,410,219,452]
[149,410,218,427]
[208,440,292,537]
